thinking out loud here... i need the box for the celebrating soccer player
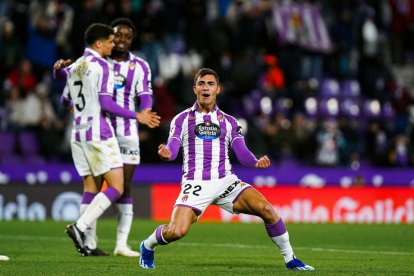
[139,68,314,270]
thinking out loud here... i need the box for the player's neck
[196,102,215,114]
[111,50,129,62]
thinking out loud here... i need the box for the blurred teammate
[60,23,160,257]
[55,18,159,257]
[139,68,314,270]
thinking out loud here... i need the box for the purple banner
[0,163,413,187]
[272,3,332,53]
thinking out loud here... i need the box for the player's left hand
[53,59,72,69]
[137,109,161,128]
[255,155,270,168]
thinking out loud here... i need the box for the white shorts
[174,174,252,217]
[116,135,140,165]
[71,137,123,177]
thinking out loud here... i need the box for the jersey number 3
[74,80,85,112]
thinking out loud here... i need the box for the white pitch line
[0,234,413,256]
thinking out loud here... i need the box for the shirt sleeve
[99,95,136,119]
[60,83,72,108]
[139,94,153,110]
[164,112,186,160]
[231,138,258,167]
[53,67,69,82]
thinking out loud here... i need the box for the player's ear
[217,85,222,95]
[193,85,197,94]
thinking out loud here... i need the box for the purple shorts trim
[174,204,202,216]
[232,185,253,204]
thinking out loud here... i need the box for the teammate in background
[60,23,160,257]
[55,18,159,257]
[139,68,314,271]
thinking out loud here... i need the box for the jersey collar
[191,102,218,114]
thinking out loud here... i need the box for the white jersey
[62,48,115,142]
[107,53,152,137]
[168,103,244,182]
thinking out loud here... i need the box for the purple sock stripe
[81,192,97,204]
[266,218,287,237]
[102,186,121,202]
[155,224,168,245]
[116,196,133,204]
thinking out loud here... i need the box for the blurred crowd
[1,0,414,168]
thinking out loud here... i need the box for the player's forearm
[165,137,180,161]
[232,138,258,168]
[139,94,153,110]
[99,95,136,119]
[53,68,68,82]
[60,95,72,109]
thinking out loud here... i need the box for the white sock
[116,203,133,247]
[80,204,97,249]
[76,192,112,232]
[270,232,295,263]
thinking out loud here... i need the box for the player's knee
[259,202,277,222]
[165,225,188,241]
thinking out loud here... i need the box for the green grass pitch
[0,220,413,275]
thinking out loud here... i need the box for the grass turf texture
[0,220,413,275]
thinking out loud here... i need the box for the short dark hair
[194,68,219,85]
[84,23,114,46]
[110,17,136,34]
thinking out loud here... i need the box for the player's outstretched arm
[158,144,172,161]
[255,155,271,168]
[53,59,72,70]
[137,109,161,128]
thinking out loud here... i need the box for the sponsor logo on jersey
[114,72,127,89]
[195,121,221,140]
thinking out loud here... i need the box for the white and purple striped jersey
[168,103,244,181]
[62,48,115,142]
[107,53,152,137]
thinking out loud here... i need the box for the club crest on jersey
[217,115,224,122]
[195,121,220,140]
[129,62,135,69]
[114,72,127,89]
[181,194,188,202]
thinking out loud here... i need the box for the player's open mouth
[202,93,210,98]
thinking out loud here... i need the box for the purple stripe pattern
[111,63,121,135]
[187,110,196,180]
[202,115,212,180]
[265,218,287,237]
[75,117,81,142]
[217,110,227,178]
[123,64,135,136]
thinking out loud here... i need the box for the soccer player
[55,18,159,257]
[61,23,160,257]
[139,68,314,270]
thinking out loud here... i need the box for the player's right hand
[137,109,161,128]
[158,144,171,161]
[255,155,270,168]
[53,59,72,69]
